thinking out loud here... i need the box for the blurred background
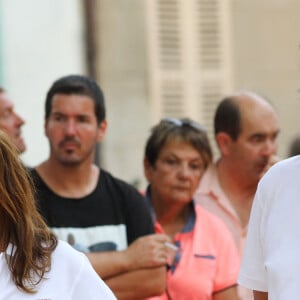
[0,0,300,189]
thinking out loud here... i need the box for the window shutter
[146,0,233,152]
[146,0,184,120]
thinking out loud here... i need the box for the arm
[72,254,117,300]
[213,286,239,300]
[88,181,168,298]
[105,266,166,300]
[238,185,268,292]
[86,233,170,279]
[254,291,268,300]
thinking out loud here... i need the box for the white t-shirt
[238,156,300,299]
[0,240,116,300]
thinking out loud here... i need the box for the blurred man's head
[0,88,26,153]
[214,91,279,183]
[43,75,107,166]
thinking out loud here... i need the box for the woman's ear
[143,158,152,182]
[216,132,233,156]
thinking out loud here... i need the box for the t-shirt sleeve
[238,184,268,292]
[123,187,155,244]
[71,254,117,299]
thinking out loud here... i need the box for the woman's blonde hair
[0,131,57,293]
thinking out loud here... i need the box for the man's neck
[35,159,100,198]
[217,160,257,227]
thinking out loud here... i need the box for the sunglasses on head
[161,117,207,132]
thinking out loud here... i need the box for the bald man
[194,91,280,300]
[0,88,26,153]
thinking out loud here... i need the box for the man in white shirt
[239,156,300,299]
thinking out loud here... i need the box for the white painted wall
[0,0,85,166]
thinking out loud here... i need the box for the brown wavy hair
[0,131,57,293]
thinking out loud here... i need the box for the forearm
[105,266,167,300]
[254,291,268,300]
[213,286,239,300]
[86,234,170,279]
[86,251,130,279]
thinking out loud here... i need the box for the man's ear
[97,120,107,142]
[216,132,233,156]
[44,119,49,137]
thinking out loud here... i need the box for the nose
[177,163,191,178]
[65,120,77,135]
[15,113,25,127]
[262,138,277,157]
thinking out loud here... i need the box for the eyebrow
[249,130,279,139]
[51,111,92,117]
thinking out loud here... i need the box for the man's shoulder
[28,167,45,186]
[98,169,143,204]
[196,163,221,197]
[100,169,139,191]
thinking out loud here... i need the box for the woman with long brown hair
[0,131,116,299]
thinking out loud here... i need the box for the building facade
[1,0,299,187]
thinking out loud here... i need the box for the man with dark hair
[214,97,242,140]
[195,91,280,300]
[0,88,26,153]
[31,75,170,299]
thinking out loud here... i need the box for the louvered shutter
[146,0,233,152]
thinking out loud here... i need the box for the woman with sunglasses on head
[0,131,116,299]
[144,118,240,300]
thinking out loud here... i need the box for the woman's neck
[152,195,190,238]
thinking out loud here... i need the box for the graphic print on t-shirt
[51,224,127,253]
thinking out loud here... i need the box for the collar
[197,162,224,197]
[196,162,244,224]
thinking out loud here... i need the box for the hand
[123,234,172,270]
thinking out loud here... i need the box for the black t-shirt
[30,168,154,252]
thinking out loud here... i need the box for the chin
[174,196,192,204]
[58,158,82,166]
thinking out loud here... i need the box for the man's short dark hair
[214,97,241,141]
[45,75,106,124]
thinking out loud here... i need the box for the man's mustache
[59,137,81,148]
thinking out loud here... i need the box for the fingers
[141,234,179,266]
[124,232,182,271]
[146,233,172,244]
